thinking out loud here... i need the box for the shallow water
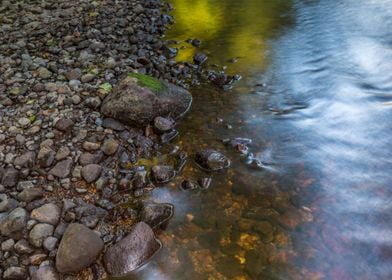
[128,0,392,279]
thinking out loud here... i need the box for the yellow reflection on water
[168,0,292,74]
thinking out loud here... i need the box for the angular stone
[14,151,35,168]
[101,76,192,126]
[56,223,104,273]
[81,164,102,183]
[104,222,161,277]
[31,203,61,225]
[37,146,56,168]
[49,159,72,178]
[154,116,174,133]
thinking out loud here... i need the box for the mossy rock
[128,73,165,93]
[100,75,192,126]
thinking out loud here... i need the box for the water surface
[129,0,392,279]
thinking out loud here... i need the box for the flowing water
[128,0,392,279]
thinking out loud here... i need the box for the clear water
[126,0,392,279]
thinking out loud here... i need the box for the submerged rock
[104,222,161,277]
[140,203,174,229]
[56,223,104,273]
[101,75,192,126]
[195,150,231,171]
[151,165,176,183]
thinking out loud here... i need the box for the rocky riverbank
[0,0,233,279]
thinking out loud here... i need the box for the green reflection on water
[167,0,292,74]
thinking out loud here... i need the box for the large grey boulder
[56,223,103,273]
[104,222,162,277]
[101,75,192,126]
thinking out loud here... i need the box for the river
[128,0,392,279]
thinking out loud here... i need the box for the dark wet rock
[198,177,213,189]
[104,222,162,277]
[154,116,175,133]
[208,72,242,90]
[140,203,174,229]
[191,38,202,47]
[79,152,103,166]
[81,164,102,183]
[3,267,26,279]
[195,150,231,171]
[14,151,35,168]
[32,265,59,280]
[102,118,125,131]
[160,130,179,143]
[56,223,104,273]
[151,165,176,183]
[181,180,199,191]
[18,187,44,202]
[2,167,19,188]
[31,203,61,225]
[49,159,72,178]
[193,52,208,65]
[101,76,192,126]
[29,223,54,248]
[0,207,28,238]
[101,138,119,155]
[55,118,74,132]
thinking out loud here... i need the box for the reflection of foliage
[168,0,292,73]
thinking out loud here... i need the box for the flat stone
[56,223,104,273]
[29,223,54,248]
[49,159,73,178]
[18,187,43,202]
[102,118,125,131]
[3,266,26,279]
[104,222,161,277]
[14,239,34,254]
[31,203,61,225]
[83,141,100,151]
[140,203,174,229]
[79,152,103,166]
[81,164,102,183]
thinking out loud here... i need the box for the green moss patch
[128,73,165,93]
